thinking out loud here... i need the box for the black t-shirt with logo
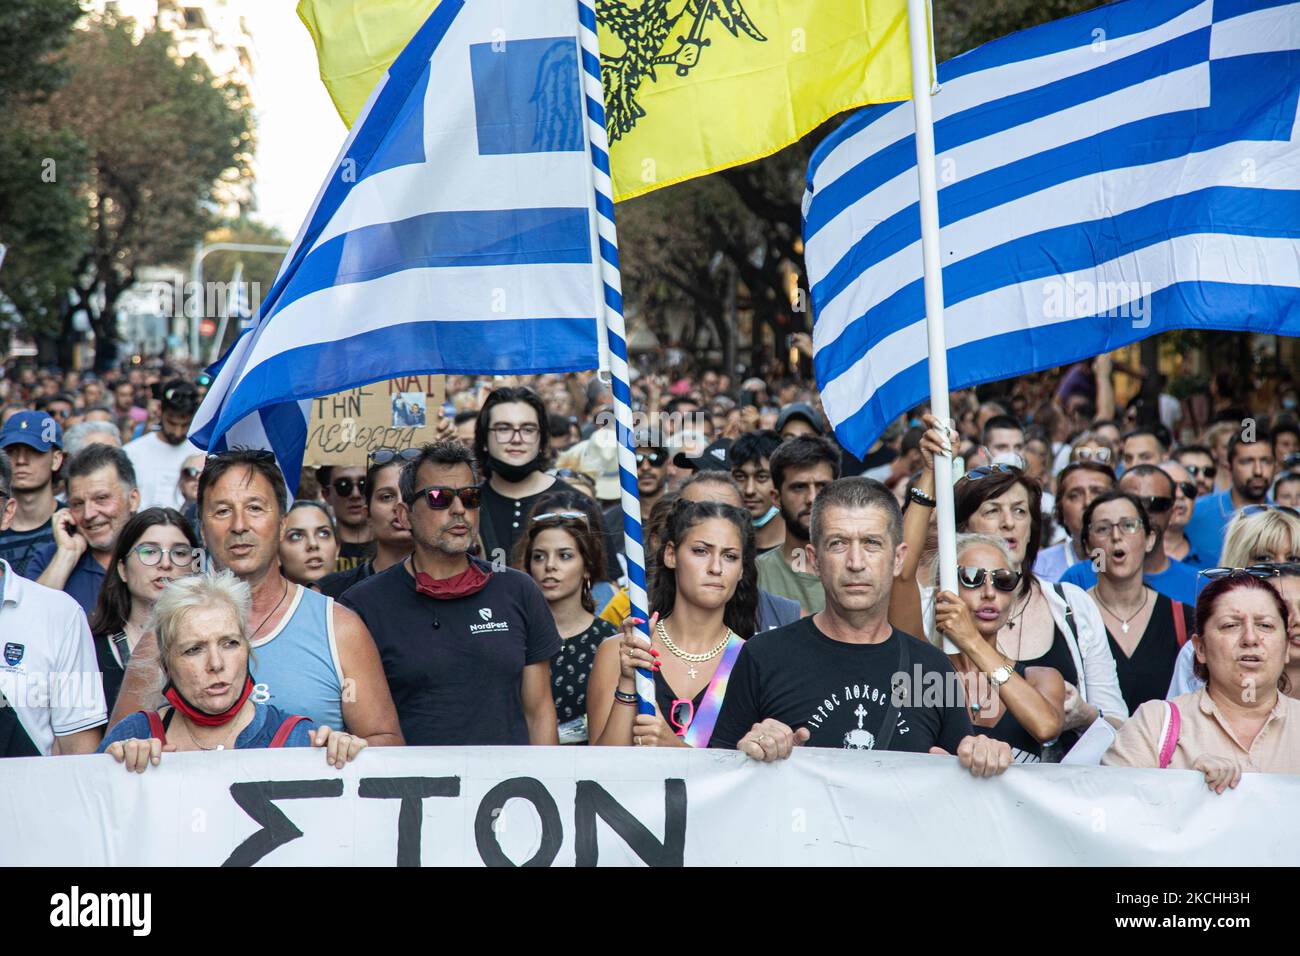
[341,558,561,745]
[708,617,972,754]
[335,539,376,574]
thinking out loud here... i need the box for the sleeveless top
[1018,624,1078,687]
[1105,593,1191,714]
[653,670,708,738]
[249,584,345,731]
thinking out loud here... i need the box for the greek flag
[192,0,608,478]
[804,0,1300,457]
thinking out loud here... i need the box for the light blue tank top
[249,584,345,731]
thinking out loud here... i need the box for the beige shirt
[1102,687,1300,773]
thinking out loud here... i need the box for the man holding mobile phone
[27,445,140,615]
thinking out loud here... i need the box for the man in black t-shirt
[709,477,1013,777]
[341,441,560,746]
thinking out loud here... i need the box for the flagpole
[577,0,655,714]
[906,0,959,627]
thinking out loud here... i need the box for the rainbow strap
[683,634,746,749]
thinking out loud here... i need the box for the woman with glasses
[474,387,579,564]
[588,498,757,748]
[514,505,618,744]
[1104,572,1300,785]
[89,507,201,711]
[897,416,1128,752]
[932,534,1065,763]
[1083,490,1194,712]
[278,500,340,591]
[1167,507,1300,696]
[1068,430,1118,469]
[1160,460,1201,565]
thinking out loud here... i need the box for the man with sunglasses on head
[318,450,416,600]
[1183,433,1277,569]
[109,449,403,747]
[318,464,375,573]
[1058,464,1199,604]
[122,379,201,510]
[341,442,560,746]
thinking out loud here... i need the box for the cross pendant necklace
[687,665,698,679]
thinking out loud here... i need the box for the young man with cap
[0,411,63,577]
[775,402,824,441]
[122,378,201,510]
[0,449,107,757]
[756,435,841,615]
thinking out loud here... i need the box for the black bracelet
[614,689,638,704]
[908,487,937,508]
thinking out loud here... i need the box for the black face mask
[487,452,542,483]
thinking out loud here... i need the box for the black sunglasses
[962,464,1020,482]
[1183,463,1217,481]
[956,566,1022,592]
[1198,563,1300,581]
[180,466,202,480]
[1174,481,1197,500]
[411,484,482,510]
[1137,494,1173,515]
[636,449,669,467]
[330,477,367,497]
[368,447,422,466]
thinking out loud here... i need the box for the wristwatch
[988,665,1013,688]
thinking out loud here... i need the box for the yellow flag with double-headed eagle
[297,0,915,202]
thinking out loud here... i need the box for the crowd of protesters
[1,343,1298,792]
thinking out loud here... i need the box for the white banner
[2,747,1296,866]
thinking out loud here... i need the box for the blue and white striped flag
[192,0,609,478]
[804,0,1300,457]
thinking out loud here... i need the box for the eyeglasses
[1241,504,1300,519]
[411,484,482,510]
[368,447,422,466]
[1286,453,1300,470]
[489,423,540,441]
[636,449,668,467]
[1199,564,1300,582]
[1183,463,1217,481]
[669,698,695,736]
[330,477,367,497]
[1073,447,1113,463]
[956,566,1022,592]
[962,463,1020,481]
[1136,494,1173,514]
[180,467,202,480]
[532,510,589,527]
[132,544,197,567]
[1089,517,1144,537]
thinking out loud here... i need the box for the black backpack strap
[875,634,911,752]
[1053,583,1080,644]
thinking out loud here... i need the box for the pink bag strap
[1157,701,1181,769]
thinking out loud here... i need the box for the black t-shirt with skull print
[708,617,972,754]
[552,617,618,742]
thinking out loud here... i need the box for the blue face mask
[1285,396,1298,410]
[753,505,780,528]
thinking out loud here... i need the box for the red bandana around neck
[164,673,255,727]
[413,560,491,599]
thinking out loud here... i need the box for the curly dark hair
[512,498,606,614]
[649,498,757,639]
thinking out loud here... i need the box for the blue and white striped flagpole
[577,0,655,715]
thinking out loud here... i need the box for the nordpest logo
[479,608,492,622]
[470,607,509,634]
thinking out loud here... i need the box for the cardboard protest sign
[304,375,446,467]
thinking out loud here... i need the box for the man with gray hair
[62,421,122,458]
[0,449,107,757]
[28,445,140,615]
[709,476,1014,777]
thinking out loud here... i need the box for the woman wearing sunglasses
[896,416,1128,752]
[1083,490,1194,713]
[933,534,1065,762]
[89,507,201,711]
[1167,507,1300,696]
[514,506,618,744]
[278,500,340,591]
[1104,572,1300,786]
[588,498,757,748]
[1159,460,1201,566]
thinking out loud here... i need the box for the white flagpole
[906,0,959,629]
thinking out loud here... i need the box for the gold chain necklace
[655,619,732,663]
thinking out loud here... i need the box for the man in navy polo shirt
[27,444,139,614]
[341,441,560,746]
[0,411,63,577]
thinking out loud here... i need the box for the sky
[242,2,348,238]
